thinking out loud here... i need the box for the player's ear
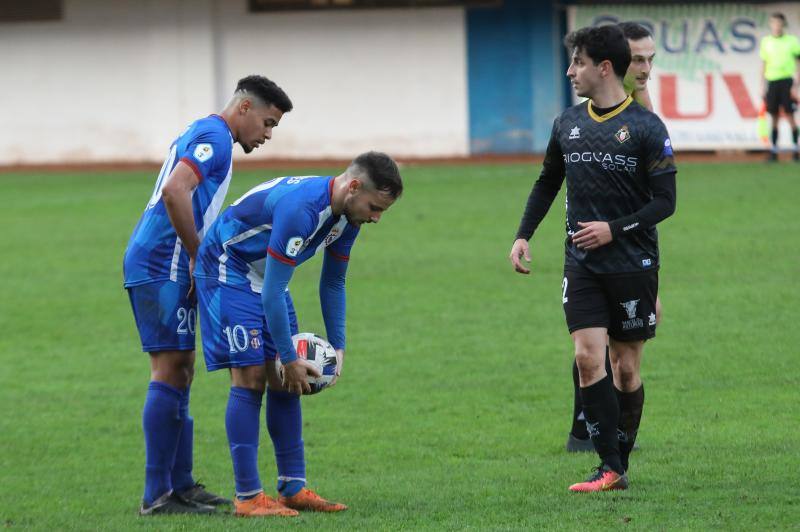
[240,98,252,114]
[600,59,612,77]
[348,179,362,194]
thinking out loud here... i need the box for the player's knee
[614,361,638,388]
[150,352,195,388]
[574,350,605,381]
[165,365,193,388]
[232,365,268,393]
[610,352,640,388]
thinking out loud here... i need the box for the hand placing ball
[277,333,339,395]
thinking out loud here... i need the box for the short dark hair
[618,21,652,41]
[235,75,293,113]
[770,12,787,24]
[350,151,403,199]
[564,25,631,79]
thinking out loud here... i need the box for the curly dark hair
[564,25,631,79]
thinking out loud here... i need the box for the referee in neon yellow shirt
[760,12,800,161]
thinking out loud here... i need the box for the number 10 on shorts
[224,325,249,353]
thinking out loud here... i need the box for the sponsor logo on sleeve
[662,138,673,157]
[623,222,639,232]
[285,236,304,258]
[193,143,214,163]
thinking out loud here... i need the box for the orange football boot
[278,488,348,512]
[234,492,299,517]
[569,465,628,492]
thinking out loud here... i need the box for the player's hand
[187,255,197,301]
[329,349,345,388]
[509,239,532,274]
[282,359,322,395]
[572,221,612,250]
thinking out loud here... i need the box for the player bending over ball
[194,152,403,516]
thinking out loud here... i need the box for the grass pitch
[0,162,797,530]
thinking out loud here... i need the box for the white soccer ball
[276,332,338,395]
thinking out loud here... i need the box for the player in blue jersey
[123,75,293,515]
[194,152,402,517]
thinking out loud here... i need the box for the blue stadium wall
[466,0,568,154]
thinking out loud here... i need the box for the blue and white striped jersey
[123,115,234,287]
[195,175,359,293]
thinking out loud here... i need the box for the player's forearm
[516,136,565,240]
[319,253,347,350]
[515,177,562,240]
[163,189,200,257]
[262,256,297,364]
[608,171,676,238]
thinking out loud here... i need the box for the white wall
[0,0,469,164]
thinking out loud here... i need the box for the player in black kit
[509,24,676,492]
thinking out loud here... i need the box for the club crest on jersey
[193,143,213,162]
[569,126,580,139]
[285,236,304,258]
[614,125,631,144]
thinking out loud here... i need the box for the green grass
[0,162,798,530]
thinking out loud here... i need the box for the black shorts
[765,78,796,116]
[562,265,658,342]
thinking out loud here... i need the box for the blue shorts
[127,280,196,352]
[196,277,298,371]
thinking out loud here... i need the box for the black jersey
[516,96,677,274]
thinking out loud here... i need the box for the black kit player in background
[565,21,662,454]
[509,24,676,492]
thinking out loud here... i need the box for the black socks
[580,374,623,474]
[616,384,645,472]
[571,348,612,439]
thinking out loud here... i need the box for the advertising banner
[568,3,800,150]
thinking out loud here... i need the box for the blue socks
[226,387,264,497]
[266,389,306,497]
[142,381,183,505]
[171,386,195,493]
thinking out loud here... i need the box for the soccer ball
[275,332,338,395]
